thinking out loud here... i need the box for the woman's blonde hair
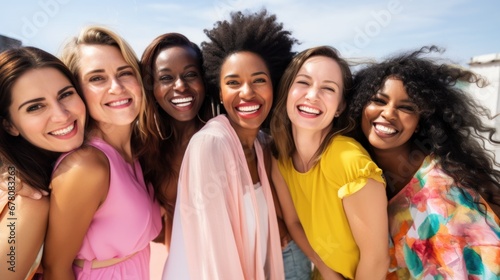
[60,25,156,156]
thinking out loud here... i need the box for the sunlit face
[361,78,420,153]
[153,46,205,122]
[286,56,345,134]
[220,52,273,135]
[78,44,142,127]
[5,68,86,152]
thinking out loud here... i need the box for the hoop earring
[197,113,207,124]
[154,113,166,140]
[210,97,216,118]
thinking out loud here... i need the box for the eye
[89,76,104,82]
[184,71,199,80]
[296,80,309,86]
[159,75,174,82]
[226,80,239,86]
[398,105,418,113]
[323,87,336,93]
[27,104,44,112]
[254,77,266,83]
[58,90,75,100]
[119,70,135,77]
[370,97,386,105]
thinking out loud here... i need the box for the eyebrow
[18,85,74,110]
[83,65,133,76]
[375,91,414,103]
[157,64,198,73]
[296,73,340,87]
[224,71,269,79]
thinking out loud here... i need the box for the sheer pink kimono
[162,115,284,279]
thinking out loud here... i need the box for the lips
[236,104,261,114]
[171,96,194,107]
[49,121,76,136]
[106,98,131,107]
[297,105,321,115]
[373,123,397,135]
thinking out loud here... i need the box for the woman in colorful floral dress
[349,46,500,279]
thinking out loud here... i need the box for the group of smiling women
[1,8,499,280]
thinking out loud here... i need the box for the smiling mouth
[107,99,131,107]
[50,122,75,136]
[374,123,397,134]
[171,97,194,107]
[298,105,321,115]
[236,104,261,114]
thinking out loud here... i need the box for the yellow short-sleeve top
[278,135,385,279]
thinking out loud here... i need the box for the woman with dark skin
[162,10,298,279]
[349,46,500,279]
[140,33,213,249]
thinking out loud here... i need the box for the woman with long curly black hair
[349,46,500,279]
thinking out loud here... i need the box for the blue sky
[1,0,499,66]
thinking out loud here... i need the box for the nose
[305,87,319,102]
[239,83,255,100]
[381,105,397,120]
[173,77,186,92]
[109,77,125,94]
[51,102,71,122]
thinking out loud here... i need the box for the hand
[317,263,346,280]
[0,163,47,199]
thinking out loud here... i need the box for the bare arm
[343,178,389,280]
[0,195,48,280]
[42,148,109,280]
[271,158,345,280]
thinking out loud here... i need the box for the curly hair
[271,46,355,164]
[140,32,212,206]
[348,46,500,209]
[201,9,298,127]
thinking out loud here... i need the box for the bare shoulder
[52,145,109,181]
[50,146,110,201]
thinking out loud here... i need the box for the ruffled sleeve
[322,136,385,199]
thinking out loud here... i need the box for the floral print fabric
[387,156,500,279]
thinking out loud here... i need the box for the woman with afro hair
[348,46,500,279]
[162,9,298,279]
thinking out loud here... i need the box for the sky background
[1,0,499,67]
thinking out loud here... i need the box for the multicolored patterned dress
[387,155,500,279]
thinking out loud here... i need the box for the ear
[2,119,20,136]
[219,91,223,104]
[336,100,347,117]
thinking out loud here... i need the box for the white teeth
[298,105,320,115]
[237,105,260,112]
[51,123,75,136]
[375,124,397,134]
[171,97,193,105]
[108,99,130,107]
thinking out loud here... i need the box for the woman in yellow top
[270,46,389,279]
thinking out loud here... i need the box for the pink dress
[53,138,162,279]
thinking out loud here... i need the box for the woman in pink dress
[42,26,162,279]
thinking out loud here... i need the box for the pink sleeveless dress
[53,137,162,279]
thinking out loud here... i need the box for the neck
[291,126,326,173]
[370,142,424,198]
[92,123,134,163]
[172,119,200,148]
